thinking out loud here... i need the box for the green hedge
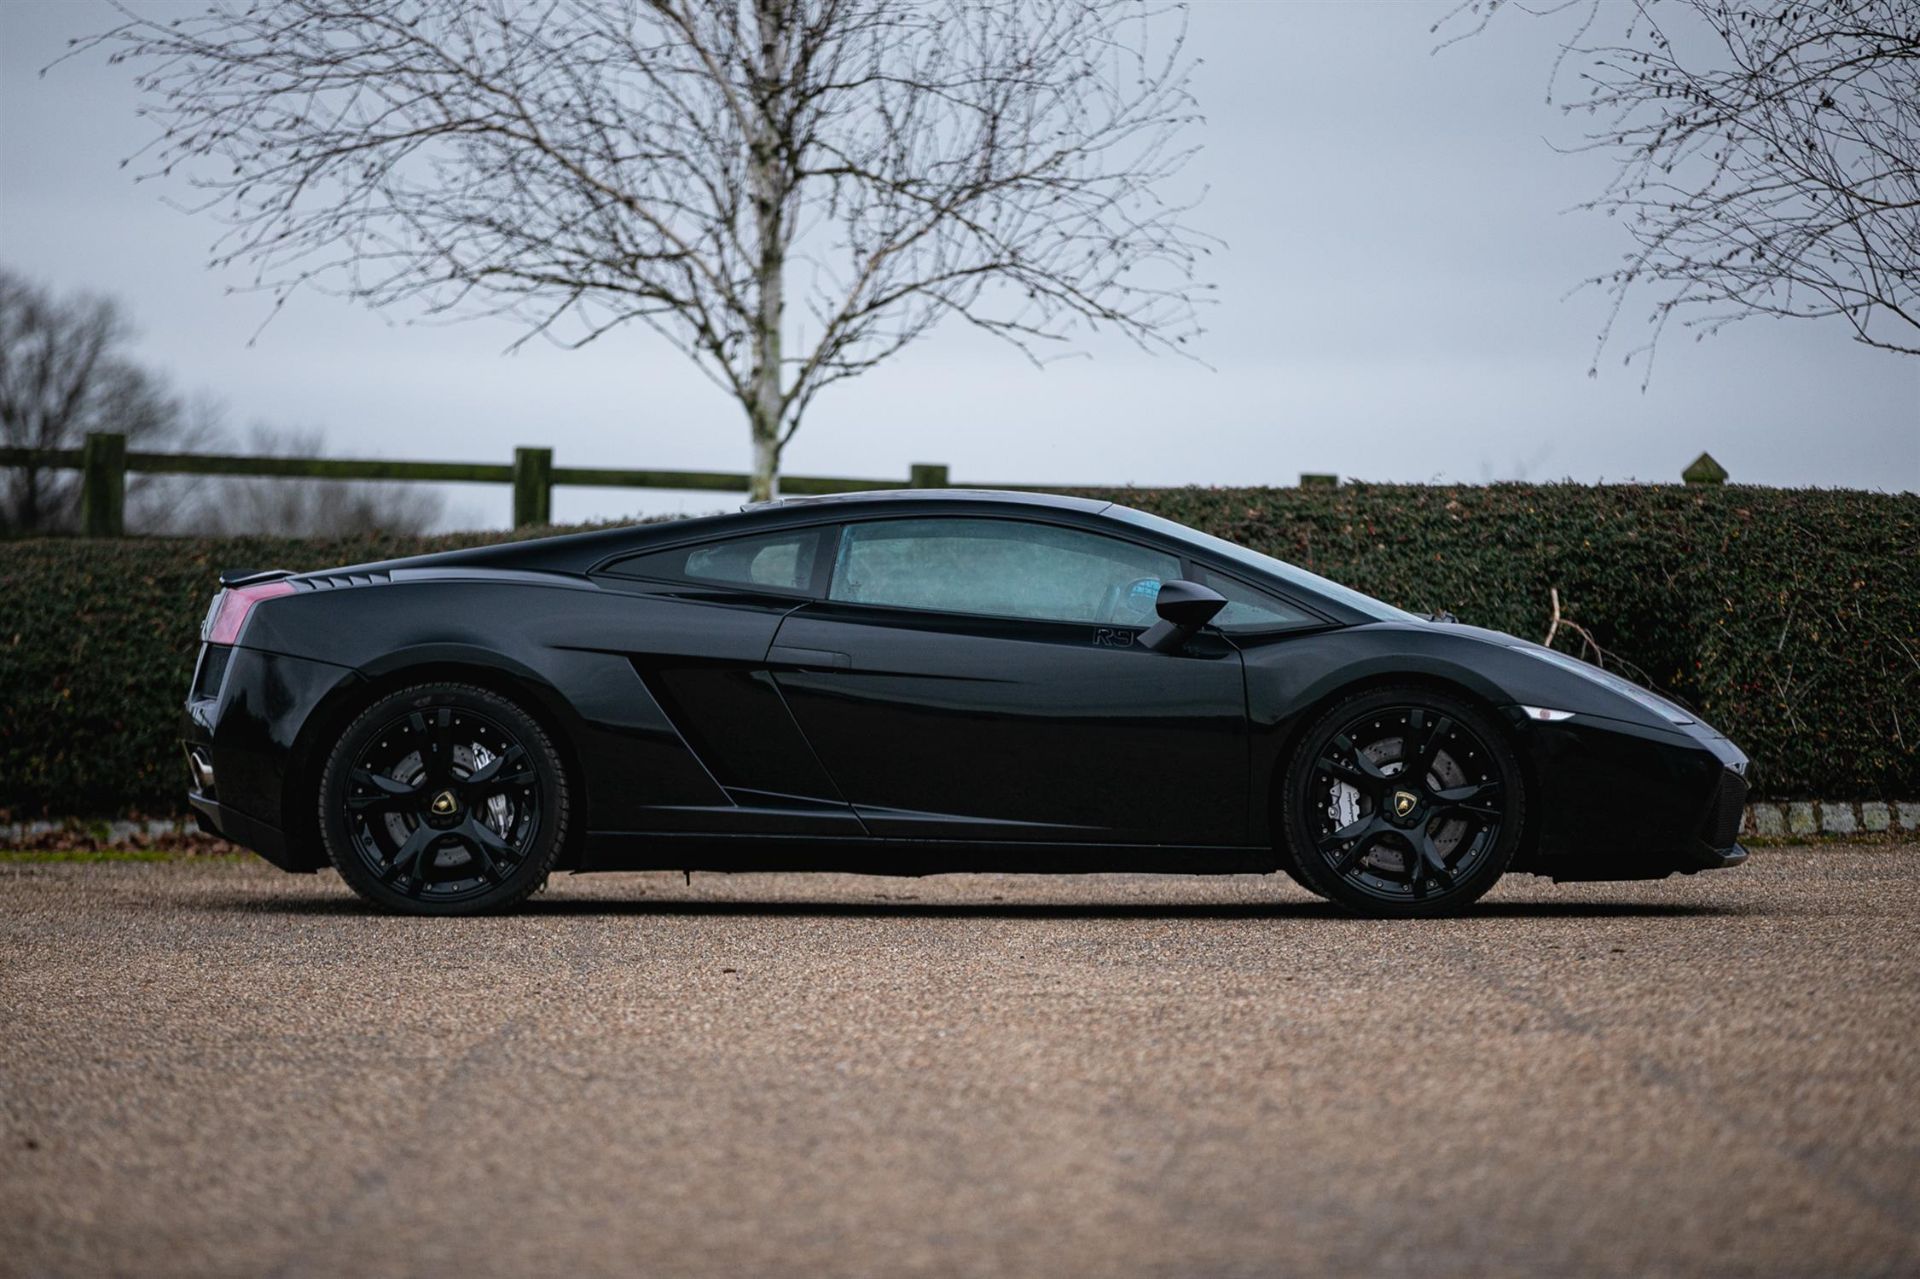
[1,484,1914,817]
[0,527,551,818]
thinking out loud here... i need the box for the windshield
[1107,506,1423,624]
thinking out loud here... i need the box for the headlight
[1509,644,1694,726]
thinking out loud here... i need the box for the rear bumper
[180,644,357,873]
[187,792,309,872]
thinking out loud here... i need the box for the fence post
[80,432,127,537]
[908,462,949,488]
[512,447,553,527]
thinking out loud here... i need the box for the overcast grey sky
[2,0,1914,528]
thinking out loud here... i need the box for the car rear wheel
[319,683,569,915]
[1281,687,1522,918]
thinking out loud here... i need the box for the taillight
[205,580,296,645]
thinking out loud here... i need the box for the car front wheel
[1281,687,1523,917]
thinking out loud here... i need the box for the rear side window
[603,528,824,594]
[829,517,1180,625]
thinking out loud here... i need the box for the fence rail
[0,434,1731,537]
[0,435,980,535]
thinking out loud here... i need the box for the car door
[591,523,863,835]
[768,515,1251,846]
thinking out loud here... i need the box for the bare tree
[1436,0,1919,371]
[0,269,184,533]
[73,0,1210,501]
[0,269,446,537]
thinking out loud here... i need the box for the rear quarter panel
[241,575,791,830]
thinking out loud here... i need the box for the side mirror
[1138,579,1227,653]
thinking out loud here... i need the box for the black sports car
[182,489,1748,916]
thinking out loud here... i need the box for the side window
[604,528,823,593]
[1190,565,1318,632]
[830,518,1180,625]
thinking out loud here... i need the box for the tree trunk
[744,265,782,502]
[745,422,777,504]
[743,0,789,506]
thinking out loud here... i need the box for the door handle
[768,644,852,671]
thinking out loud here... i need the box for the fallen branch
[1543,587,1608,666]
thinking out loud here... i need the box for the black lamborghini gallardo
[182,490,1748,916]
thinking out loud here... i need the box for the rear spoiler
[218,568,295,588]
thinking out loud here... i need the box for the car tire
[1270,841,1329,900]
[1280,686,1523,918]
[319,682,569,916]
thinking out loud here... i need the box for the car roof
[295,487,1381,626]
[748,488,1112,515]
[313,489,1118,579]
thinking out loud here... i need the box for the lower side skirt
[580,832,1278,877]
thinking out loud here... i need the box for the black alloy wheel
[1280,687,1523,917]
[319,683,569,915]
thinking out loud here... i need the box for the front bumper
[1506,707,1751,882]
[1682,840,1749,872]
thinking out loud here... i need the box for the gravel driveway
[3,846,1917,1278]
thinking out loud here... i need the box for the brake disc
[1326,735,1471,876]
[380,743,514,859]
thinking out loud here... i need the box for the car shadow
[518,898,1746,920]
[211,893,1746,921]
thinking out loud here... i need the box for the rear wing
[218,568,295,588]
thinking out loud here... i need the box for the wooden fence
[1,433,1001,535]
[0,433,1731,537]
